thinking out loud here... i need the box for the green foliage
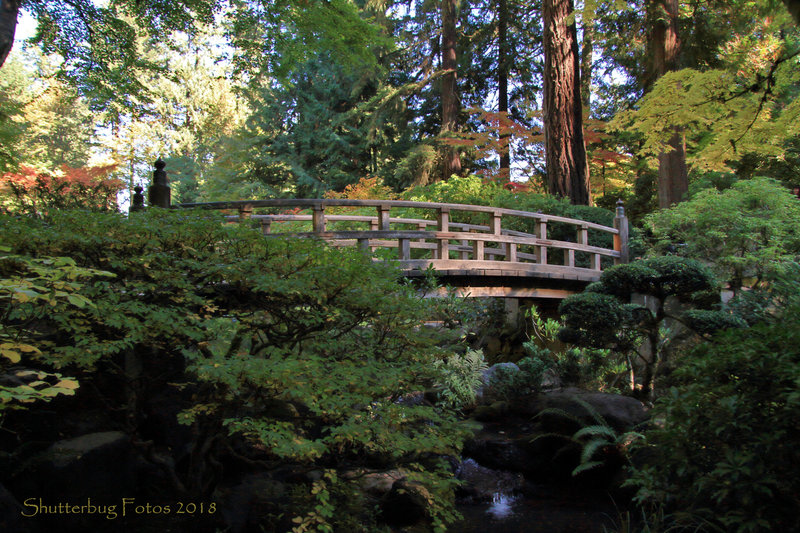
[24,0,218,113]
[626,292,800,532]
[434,349,489,410]
[613,49,800,173]
[521,305,628,392]
[644,177,800,290]
[227,0,392,81]
[725,261,800,325]
[532,397,644,477]
[597,255,719,301]
[0,209,470,529]
[223,54,407,198]
[558,292,637,352]
[0,50,98,172]
[485,356,552,401]
[558,256,741,398]
[0,248,110,409]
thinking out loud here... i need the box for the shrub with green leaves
[559,256,744,399]
[626,295,800,533]
[486,355,552,401]
[519,305,628,393]
[0,248,108,408]
[644,177,800,291]
[0,209,470,531]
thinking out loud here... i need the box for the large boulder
[12,431,136,502]
[465,389,649,485]
[212,472,287,533]
[0,483,26,533]
[455,459,524,502]
[515,388,649,432]
[380,478,432,527]
[475,362,519,401]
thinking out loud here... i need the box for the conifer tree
[542,0,590,204]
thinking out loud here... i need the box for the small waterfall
[487,491,517,519]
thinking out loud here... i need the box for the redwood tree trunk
[0,0,19,68]
[580,15,593,111]
[497,0,511,177]
[782,0,800,25]
[441,0,461,180]
[542,0,590,205]
[650,0,688,208]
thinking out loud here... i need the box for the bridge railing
[176,198,629,280]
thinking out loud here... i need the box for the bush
[0,164,122,216]
[485,355,553,401]
[0,209,470,531]
[626,300,800,532]
[558,256,743,399]
[0,249,107,408]
[644,177,800,291]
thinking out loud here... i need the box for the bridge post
[536,219,548,265]
[506,243,517,262]
[473,238,484,260]
[312,204,326,233]
[399,238,410,260]
[417,222,427,250]
[147,159,170,208]
[614,200,630,264]
[577,224,588,269]
[129,185,145,213]
[490,212,502,234]
[437,208,450,259]
[238,203,253,223]
[377,204,391,230]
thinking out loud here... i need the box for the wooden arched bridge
[175,198,630,302]
[134,159,629,304]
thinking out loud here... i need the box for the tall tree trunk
[542,0,590,205]
[783,0,800,25]
[497,0,511,178]
[580,14,593,111]
[0,0,19,68]
[650,0,688,208]
[441,0,461,180]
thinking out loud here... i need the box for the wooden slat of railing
[284,230,621,259]
[242,214,544,240]
[397,259,603,280]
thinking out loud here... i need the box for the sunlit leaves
[644,176,800,288]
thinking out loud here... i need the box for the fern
[530,397,644,476]
[435,349,489,410]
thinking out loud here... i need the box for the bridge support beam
[504,298,520,328]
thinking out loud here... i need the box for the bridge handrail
[178,198,618,234]
[175,198,630,271]
[222,214,541,238]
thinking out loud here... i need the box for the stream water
[450,487,618,532]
